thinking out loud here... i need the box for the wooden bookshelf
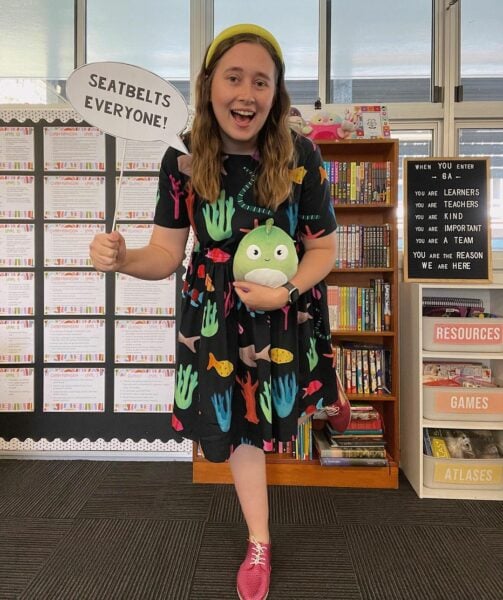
[193,445,398,488]
[193,139,400,489]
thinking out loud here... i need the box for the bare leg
[229,444,270,543]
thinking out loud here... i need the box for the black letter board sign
[404,158,492,282]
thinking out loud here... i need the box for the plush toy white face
[233,218,298,287]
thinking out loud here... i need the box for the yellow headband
[205,24,284,68]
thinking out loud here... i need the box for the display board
[0,109,185,448]
[404,158,491,282]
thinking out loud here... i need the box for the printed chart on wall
[0,109,182,446]
[404,158,492,282]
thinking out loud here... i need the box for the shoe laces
[249,538,267,566]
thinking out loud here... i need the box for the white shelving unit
[400,282,503,500]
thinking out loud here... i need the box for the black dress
[154,134,338,462]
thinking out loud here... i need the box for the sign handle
[111,139,128,232]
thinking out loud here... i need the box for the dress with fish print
[154,133,338,463]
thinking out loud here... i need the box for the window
[330,0,432,103]
[214,0,319,105]
[0,0,501,256]
[87,0,190,100]
[460,0,503,101]
[0,0,74,103]
[458,127,503,248]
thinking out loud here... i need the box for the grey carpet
[0,460,501,600]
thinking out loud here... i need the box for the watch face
[282,282,299,304]
[289,287,299,304]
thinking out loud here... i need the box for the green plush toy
[233,218,298,287]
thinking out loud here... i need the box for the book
[330,437,386,448]
[327,418,383,434]
[349,402,376,411]
[383,282,391,331]
[429,429,451,458]
[422,296,484,317]
[423,428,433,456]
[320,456,388,467]
[349,408,381,420]
[329,434,384,442]
[296,412,313,460]
[313,429,387,459]
[354,105,390,139]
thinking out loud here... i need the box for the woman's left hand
[233,281,289,312]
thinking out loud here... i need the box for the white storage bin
[423,385,503,422]
[422,317,503,352]
[423,454,503,490]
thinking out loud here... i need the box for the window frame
[3,0,501,255]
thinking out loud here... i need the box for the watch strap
[281,282,299,304]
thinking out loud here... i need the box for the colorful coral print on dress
[154,134,338,462]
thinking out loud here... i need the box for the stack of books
[313,403,387,466]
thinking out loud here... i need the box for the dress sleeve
[297,137,337,238]
[153,146,191,229]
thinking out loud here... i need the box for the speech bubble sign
[66,61,189,153]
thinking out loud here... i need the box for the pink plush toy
[303,110,339,141]
[304,108,358,141]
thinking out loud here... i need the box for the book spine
[320,456,388,467]
[322,448,387,459]
[383,282,391,331]
[423,428,433,455]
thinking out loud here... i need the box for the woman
[90,23,341,600]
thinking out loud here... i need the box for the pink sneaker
[236,537,271,600]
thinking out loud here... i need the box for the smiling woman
[190,27,294,209]
[209,43,277,155]
[88,23,343,600]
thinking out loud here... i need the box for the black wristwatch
[282,282,299,305]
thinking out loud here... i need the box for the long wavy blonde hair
[190,33,295,210]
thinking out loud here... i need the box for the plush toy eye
[274,244,289,261]
[246,244,261,260]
